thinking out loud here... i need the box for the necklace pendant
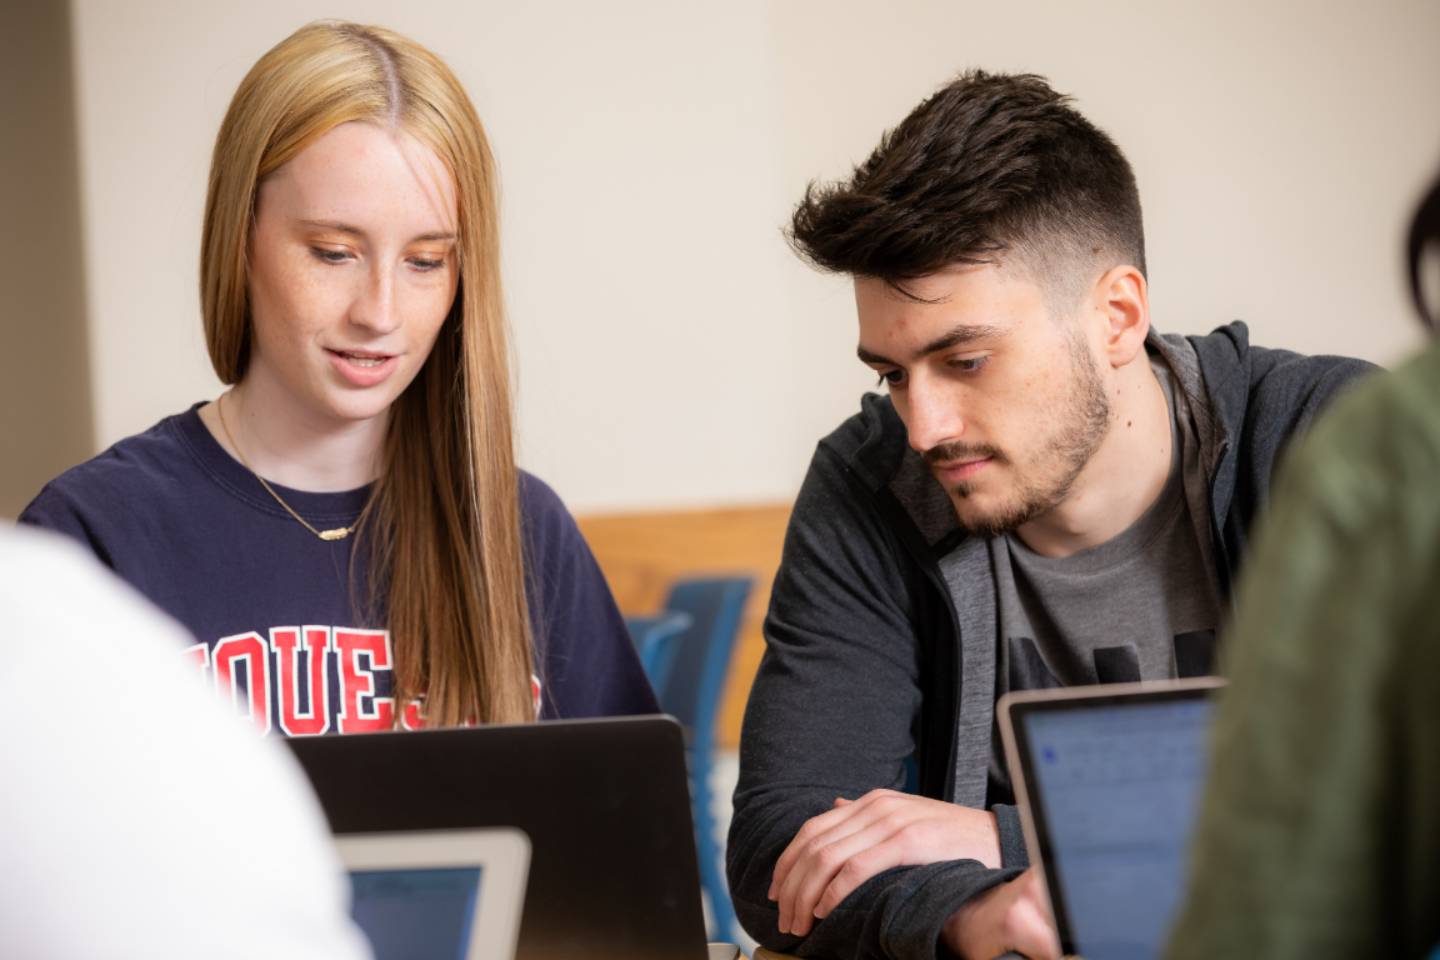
[319,527,352,542]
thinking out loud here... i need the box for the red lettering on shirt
[212,631,272,735]
[182,642,210,682]
[335,628,395,733]
[183,625,536,736]
[273,626,331,737]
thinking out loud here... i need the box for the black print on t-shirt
[1008,630,1220,692]
[1174,629,1217,678]
[1008,636,1062,690]
[1093,645,1142,684]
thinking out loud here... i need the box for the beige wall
[768,0,1440,452]
[38,1,1440,512]
[0,1,93,519]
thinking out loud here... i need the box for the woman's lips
[326,348,397,387]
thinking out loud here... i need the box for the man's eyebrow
[299,219,456,243]
[857,344,895,366]
[916,323,1004,359]
[857,323,1005,367]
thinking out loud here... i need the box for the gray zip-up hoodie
[728,322,1375,960]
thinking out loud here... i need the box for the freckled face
[855,264,1111,537]
[244,121,460,428]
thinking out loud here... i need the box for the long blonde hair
[200,20,535,726]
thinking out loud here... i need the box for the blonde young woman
[21,21,656,730]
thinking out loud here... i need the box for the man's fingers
[941,868,1061,960]
[778,815,901,936]
[767,789,917,937]
[991,871,1060,960]
[813,833,911,918]
[1015,870,1060,958]
[812,816,945,918]
[788,813,920,935]
[770,813,838,900]
[777,796,914,936]
[1000,897,1061,960]
[771,792,901,901]
[770,797,876,898]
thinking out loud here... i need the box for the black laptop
[288,715,710,960]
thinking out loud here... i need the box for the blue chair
[652,576,753,945]
[624,611,692,693]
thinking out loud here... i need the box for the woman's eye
[409,256,446,271]
[309,247,351,265]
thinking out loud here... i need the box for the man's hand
[941,868,1060,960]
[766,789,1002,937]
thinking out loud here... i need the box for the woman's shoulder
[514,470,606,587]
[20,406,212,534]
[517,469,565,512]
[516,470,583,548]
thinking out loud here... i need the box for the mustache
[924,441,1005,466]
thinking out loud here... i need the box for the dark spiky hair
[789,70,1145,301]
[1409,170,1440,332]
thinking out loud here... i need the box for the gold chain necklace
[215,394,355,542]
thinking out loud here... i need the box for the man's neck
[200,376,387,493]
[1015,357,1172,559]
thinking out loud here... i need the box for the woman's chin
[315,390,401,427]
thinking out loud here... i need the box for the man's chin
[948,490,1036,539]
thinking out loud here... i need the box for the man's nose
[904,379,965,454]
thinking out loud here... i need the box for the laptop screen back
[349,867,482,960]
[1020,694,1214,959]
[291,717,705,960]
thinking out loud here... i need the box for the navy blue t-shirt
[20,404,658,732]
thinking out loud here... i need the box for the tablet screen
[349,867,482,960]
[1023,697,1212,960]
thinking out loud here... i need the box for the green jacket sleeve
[1167,345,1440,959]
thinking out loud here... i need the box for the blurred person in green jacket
[1166,169,1440,958]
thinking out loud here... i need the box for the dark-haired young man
[727,71,1373,960]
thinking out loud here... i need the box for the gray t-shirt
[980,360,1224,794]
[991,362,1222,694]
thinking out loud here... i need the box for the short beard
[930,332,1111,539]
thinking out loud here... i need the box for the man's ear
[1090,264,1150,368]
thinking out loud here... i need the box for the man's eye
[949,356,989,374]
[876,369,906,388]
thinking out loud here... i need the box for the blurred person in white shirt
[0,524,372,960]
